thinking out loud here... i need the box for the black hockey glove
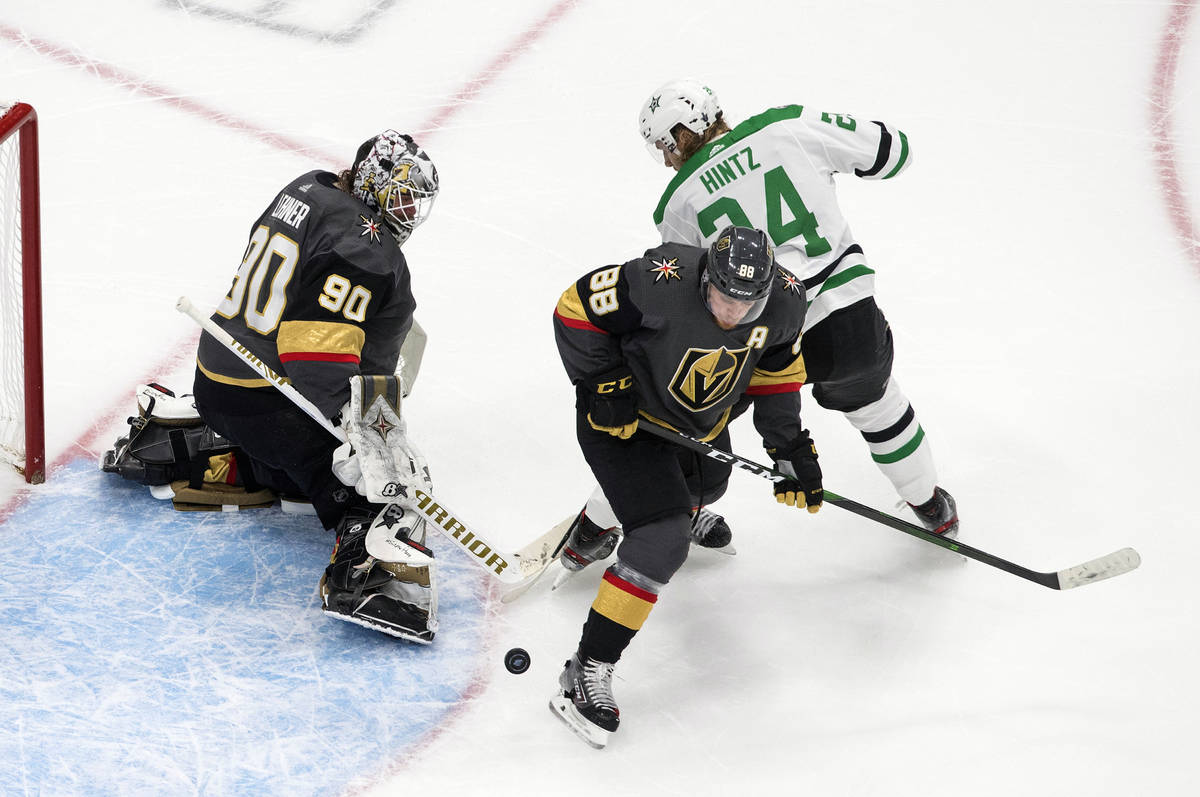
[767,432,823,513]
[580,364,639,439]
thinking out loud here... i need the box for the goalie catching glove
[332,375,432,502]
[767,432,823,513]
[580,363,639,439]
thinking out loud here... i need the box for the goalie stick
[636,420,1141,591]
[175,296,560,589]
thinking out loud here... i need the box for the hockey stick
[175,296,559,587]
[636,420,1141,590]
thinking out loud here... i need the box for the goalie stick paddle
[635,420,1141,591]
[175,296,560,587]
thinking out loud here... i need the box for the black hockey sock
[577,608,638,664]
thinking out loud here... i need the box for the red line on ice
[1,0,581,783]
[1150,0,1200,274]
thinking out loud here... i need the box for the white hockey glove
[332,375,433,503]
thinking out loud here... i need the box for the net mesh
[0,102,27,472]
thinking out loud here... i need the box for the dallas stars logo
[649,95,661,113]
[647,257,682,283]
[359,214,382,243]
[778,270,804,295]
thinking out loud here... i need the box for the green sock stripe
[871,425,925,464]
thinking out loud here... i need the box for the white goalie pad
[364,502,433,565]
[363,502,439,636]
[333,375,433,504]
[136,384,201,424]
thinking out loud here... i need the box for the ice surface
[1,1,1197,795]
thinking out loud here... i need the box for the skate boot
[548,652,620,749]
[908,486,959,539]
[559,510,621,573]
[319,508,437,644]
[552,509,621,591]
[690,507,737,555]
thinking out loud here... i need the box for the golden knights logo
[777,267,803,295]
[668,346,750,412]
[647,257,682,283]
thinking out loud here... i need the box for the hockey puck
[504,647,530,674]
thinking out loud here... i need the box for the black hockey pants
[575,412,731,584]
[801,297,895,413]
[192,370,373,530]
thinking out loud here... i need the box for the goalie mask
[350,131,439,246]
[702,226,775,329]
[638,78,721,162]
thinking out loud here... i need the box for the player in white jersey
[635,78,958,539]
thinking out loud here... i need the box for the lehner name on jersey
[270,193,311,228]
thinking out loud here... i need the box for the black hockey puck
[504,647,530,674]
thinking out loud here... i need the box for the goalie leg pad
[320,511,438,643]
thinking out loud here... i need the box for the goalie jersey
[553,242,810,452]
[653,105,912,332]
[197,170,416,418]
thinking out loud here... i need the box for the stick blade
[1056,547,1141,589]
[499,515,575,603]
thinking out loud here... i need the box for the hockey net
[0,102,45,483]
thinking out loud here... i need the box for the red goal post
[0,102,45,484]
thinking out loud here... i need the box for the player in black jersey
[548,226,824,748]
[192,131,441,642]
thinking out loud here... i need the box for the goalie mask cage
[0,102,45,484]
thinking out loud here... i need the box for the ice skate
[690,507,736,555]
[908,486,959,539]
[551,509,621,590]
[548,653,620,749]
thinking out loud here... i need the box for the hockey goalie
[104,129,444,643]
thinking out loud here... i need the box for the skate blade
[702,542,737,556]
[548,695,610,749]
[550,563,582,591]
[320,606,434,645]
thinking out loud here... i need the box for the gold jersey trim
[196,357,285,389]
[554,284,590,323]
[749,350,808,388]
[639,407,733,444]
[277,320,365,357]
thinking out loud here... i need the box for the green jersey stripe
[882,131,910,179]
[653,104,806,225]
[813,264,875,298]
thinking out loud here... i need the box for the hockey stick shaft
[635,420,1140,590]
[176,296,550,585]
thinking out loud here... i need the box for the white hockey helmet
[350,130,439,246]
[638,79,721,162]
